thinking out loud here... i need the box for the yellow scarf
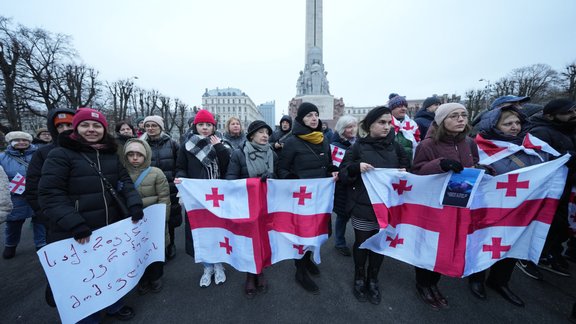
[297,131,324,144]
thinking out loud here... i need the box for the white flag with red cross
[330,144,346,167]
[567,186,576,234]
[360,155,569,277]
[176,177,335,274]
[475,133,560,165]
[9,172,26,195]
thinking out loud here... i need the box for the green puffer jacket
[122,138,171,245]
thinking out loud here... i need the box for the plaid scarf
[185,135,220,179]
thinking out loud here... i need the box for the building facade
[257,101,276,128]
[201,87,263,131]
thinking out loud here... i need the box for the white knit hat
[434,103,467,124]
[5,131,33,143]
[143,115,164,130]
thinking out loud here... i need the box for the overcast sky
[3,0,576,120]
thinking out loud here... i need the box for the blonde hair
[225,117,242,133]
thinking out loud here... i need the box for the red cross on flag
[566,186,576,234]
[176,178,335,273]
[330,144,346,167]
[475,133,560,166]
[360,155,569,277]
[9,172,26,195]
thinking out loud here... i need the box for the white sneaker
[199,265,214,288]
[214,263,226,285]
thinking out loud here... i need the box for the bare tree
[173,98,189,137]
[464,89,486,121]
[0,17,22,129]
[561,62,576,100]
[106,78,136,124]
[57,64,100,109]
[17,25,75,112]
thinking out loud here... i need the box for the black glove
[130,205,144,222]
[475,164,496,176]
[440,159,464,173]
[72,224,92,241]
[260,173,270,183]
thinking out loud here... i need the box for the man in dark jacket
[269,115,292,154]
[528,98,576,277]
[26,108,75,229]
[414,96,442,139]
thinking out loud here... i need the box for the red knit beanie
[72,108,108,131]
[193,110,216,125]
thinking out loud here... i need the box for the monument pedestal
[289,96,345,128]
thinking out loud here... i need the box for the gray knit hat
[5,131,33,143]
[434,103,467,124]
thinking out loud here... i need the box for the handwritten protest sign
[37,204,166,324]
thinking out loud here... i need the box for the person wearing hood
[223,117,246,150]
[175,109,231,288]
[277,102,339,294]
[1,131,40,259]
[470,105,553,307]
[411,103,479,309]
[38,108,143,322]
[123,138,170,295]
[269,115,292,153]
[32,128,52,146]
[527,98,576,277]
[339,106,409,305]
[141,115,181,260]
[414,96,442,139]
[225,120,277,298]
[26,108,75,232]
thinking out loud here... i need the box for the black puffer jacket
[175,140,231,180]
[26,108,76,223]
[414,108,435,139]
[277,120,337,179]
[339,132,409,222]
[143,133,181,221]
[38,131,143,243]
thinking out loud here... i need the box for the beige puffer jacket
[0,165,13,223]
[122,138,171,245]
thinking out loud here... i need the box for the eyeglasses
[447,113,469,120]
[144,124,159,128]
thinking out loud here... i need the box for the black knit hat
[296,102,319,123]
[361,106,391,133]
[246,120,272,141]
[543,98,576,115]
[421,96,442,110]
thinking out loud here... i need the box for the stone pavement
[1,217,575,323]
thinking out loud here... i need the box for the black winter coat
[414,109,435,139]
[331,133,354,216]
[143,133,181,224]
[277,120,337,179]
[225,146,278,180]
[339,132,409,223]
[38,131,143,243]
[26,107,76,223]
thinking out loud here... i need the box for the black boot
[295,260,319,294]
[304,252,320,276]
[353,267,367,302]
[2,246,16,259]
[366,268,381,305]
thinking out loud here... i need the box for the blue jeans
[334,212,350,248]
[76,299,124,324]
[4,219,46,248]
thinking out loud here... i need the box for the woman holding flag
[471,105,557,307]
[339,106,408,305]
[278,102,338,294]
[226,120,277,298]
[411,103,480,309]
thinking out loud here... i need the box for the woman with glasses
[411,103,479,309]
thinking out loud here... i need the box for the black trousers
[468,258,516,286]
[140,261,164,282]
[415,267,441,287]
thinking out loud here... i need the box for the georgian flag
[475,133,560,165]
[330,144,346,167]
[568,187,576,234]
[267,179,334,265]
[360,155,569,277]
[9,172,26,195]
[176,178,335,273]
[391,115,421,153]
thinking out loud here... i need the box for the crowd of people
[1,94,575,322]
